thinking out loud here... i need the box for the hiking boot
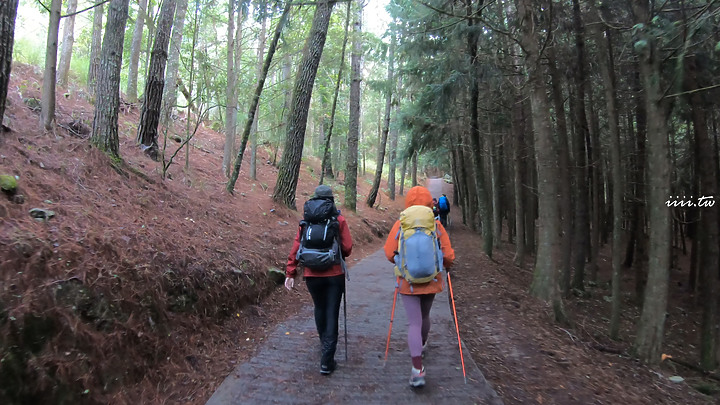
[409,366,425,388]
[320,359,337,375]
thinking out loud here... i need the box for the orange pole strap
[447,273,467,383]
[384,277,400,366]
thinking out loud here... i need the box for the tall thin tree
[127,0,148,103]
[466,0,493,256]
[319,0,352,185]
[40,0,62,130]
[91,0,131,157]
[160,0,189,127]
[345,0,362,212]
[0,0,19,125]
[570,0,590,291]
[588,0,624,339]
[517,0,566,322]
[366,34,395,208]
[56,0,78,87]
[87,1,104,97]
[250,4,268,180]
[226,1,291,193]
[631,1,672,365]
[136,0,177,160]
[272,0,337,208]
[223,0,238,176]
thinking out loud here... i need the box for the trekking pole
[342,257,349,361]
[383,277,400,366]
[343,288,348,361]
[447,272,467,384]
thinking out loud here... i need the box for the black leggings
[305,275,345,364]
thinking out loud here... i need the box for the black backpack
[296,198,342,270]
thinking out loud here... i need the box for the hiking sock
[411,356,423,370]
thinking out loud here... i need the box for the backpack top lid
[399,205,437,233]
[303,197,337,223]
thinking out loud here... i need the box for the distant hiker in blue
[284,185,353,375]
[437,193,450,228]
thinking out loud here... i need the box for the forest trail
[426,177,445,199]
[205,249,502,405]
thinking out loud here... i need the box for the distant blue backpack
[438,195,449,212]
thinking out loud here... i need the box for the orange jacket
[286,213,353,278]
[384,186,455,295]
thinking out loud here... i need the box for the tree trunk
[399,155,406,196]
[91,0,130,157]
[271,0,337,208]
[0,0,19,124]
[41,0,62,130]
[411,151,418,186]
[277,52,292,165]
[223,0,237,177]
[345,1,362,212]
[626,65,648,304]
[570,0,590,292]
[366,35,394,208]
[226,2,290,193]
[160,0,188,128]
[56,0,78,87]
[686,55,719,370]
[136,0,176,161]
[320,1,351,185]
[504,130,515,244]
[388,101,399,200]
[512,94,526,268]
[490,128,502,245]
[587,83,602,282]
[548,52,573,294]
[87,1,104,97]
[517,0,565,322]
[141,0,155,93]
[524,99,537,254]
[589,0,624,340]
[632,1,672,365]
[126,0,147,103]
[250,10,268,180]
[466,1,493,256]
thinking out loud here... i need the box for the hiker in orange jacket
[285,185,353,375]
[384,186,455,387]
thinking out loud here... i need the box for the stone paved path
[206,249,502,405]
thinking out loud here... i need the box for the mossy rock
[267,267,285,285]
[0,175,17,192]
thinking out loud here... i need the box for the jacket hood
[405,186,433,209]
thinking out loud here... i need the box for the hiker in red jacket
[284,185,353,375]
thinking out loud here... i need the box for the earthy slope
[0,63,404,404]
[453,225,719,405]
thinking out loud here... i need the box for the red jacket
[286,214,353,278]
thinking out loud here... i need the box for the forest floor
[1,63,718,404]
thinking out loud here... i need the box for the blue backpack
[438,195,449,212]
[393,205,444,290]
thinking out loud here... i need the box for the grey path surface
[206,250,502,405]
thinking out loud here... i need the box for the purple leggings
[400,294,435,358]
